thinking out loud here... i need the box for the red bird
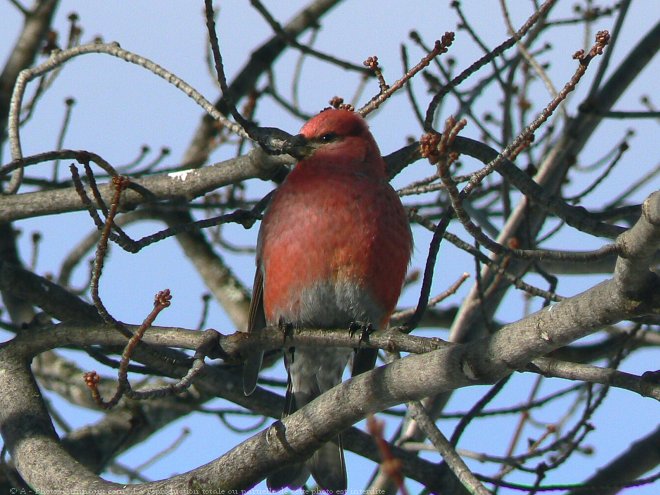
[243,108,412,493]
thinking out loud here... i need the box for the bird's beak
[284,133,315,160]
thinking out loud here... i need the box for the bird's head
[284,109,386,176]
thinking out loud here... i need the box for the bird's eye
[319,132,338,142]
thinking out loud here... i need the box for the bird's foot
[349,321,374,345]
[277,317,294,345]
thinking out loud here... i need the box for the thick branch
[0,148,291,222]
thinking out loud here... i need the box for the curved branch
[7,41,247,155]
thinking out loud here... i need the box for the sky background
[1,1,658,493]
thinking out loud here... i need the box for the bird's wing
[243,268,265,395]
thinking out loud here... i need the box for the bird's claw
[349,321,374,345]
[278,317,294,345]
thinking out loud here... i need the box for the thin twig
[6,41,249,193]
[462,31,611,198]
[408,401,491,495]
[250,0,369,73]
[83,289,174,408]
[90,176,129,326]
[498,0,567,121]
[52,97,76,181]
[360,33,454,116]
[424,0,557,130]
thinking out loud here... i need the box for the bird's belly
[273,278,385,329]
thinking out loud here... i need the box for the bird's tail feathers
[267,462,309,491]
[267,377,347,493]
[310,435,347,494]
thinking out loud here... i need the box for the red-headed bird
[243,108,412,493]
